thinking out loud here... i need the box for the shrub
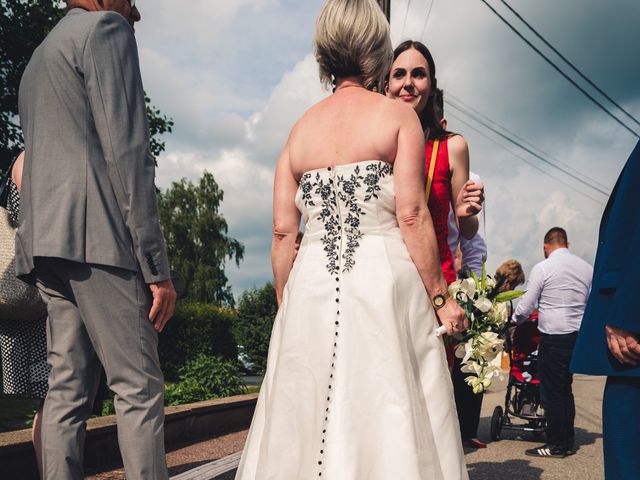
[164,354,245,406]
[101,398,116,416]
[159,302,239,381]
[234,283,278,375]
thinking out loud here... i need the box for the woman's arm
[11,151,25,193]
[272,139,302,306]
[394,108,468,335]
[448,135,483,239]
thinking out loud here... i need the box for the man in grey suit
[17,1,176,478]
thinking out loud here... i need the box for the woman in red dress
[385,40,483,282]
[386,40,486,448]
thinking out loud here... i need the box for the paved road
[467,374,605,480]
[215,374,606,480]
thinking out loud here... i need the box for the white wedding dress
[236,160,468,480]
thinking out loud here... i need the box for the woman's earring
[332,76,337,93]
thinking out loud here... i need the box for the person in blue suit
[571,140,640,480]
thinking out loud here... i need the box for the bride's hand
[436,298,469,336]
[455,180,484,218]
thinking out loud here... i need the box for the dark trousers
[538,332,577,450]
[603,377,640,480]
[451,356,483,439]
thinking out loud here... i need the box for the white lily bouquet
[448,265,525,394]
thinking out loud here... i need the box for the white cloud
[134,0,639,297]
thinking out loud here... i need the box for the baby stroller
[490,314,546,441]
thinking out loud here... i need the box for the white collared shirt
[513,248,593,334]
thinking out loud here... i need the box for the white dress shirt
[448,172,487,277]
[513,248,593,334]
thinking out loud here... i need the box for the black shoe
[525,444,567,458]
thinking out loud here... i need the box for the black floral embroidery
[299,162,392,274]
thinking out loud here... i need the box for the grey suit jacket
[17,8,170,283]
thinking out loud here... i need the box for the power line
[446,109,606,206]
[446,98,610,197]
[446,92,610,191]
[498,0,640,130]
[478,0,639,139]
[447,97,610,196]
[420,0,436,41]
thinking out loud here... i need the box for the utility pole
[376,0,391,23]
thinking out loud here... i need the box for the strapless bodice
[295,160,399,274]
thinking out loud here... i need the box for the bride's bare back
[288,86,413,179]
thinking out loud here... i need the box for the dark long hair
[391,40,447,141]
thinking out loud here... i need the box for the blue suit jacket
[571,140,640,377]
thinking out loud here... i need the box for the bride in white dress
[236,1,469,478]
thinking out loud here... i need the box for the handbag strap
[0,156,18,208]
[424,139,440,203]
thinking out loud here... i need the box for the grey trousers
[33,258,168,480]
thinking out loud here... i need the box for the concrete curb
[0,393,258,480]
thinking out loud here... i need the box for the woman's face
[386,48,432,114]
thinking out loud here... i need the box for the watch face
[434,294,445,308]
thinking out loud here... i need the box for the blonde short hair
[495,259,525,289]
[313,0,392,91]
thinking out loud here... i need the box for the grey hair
[313,0,393,91]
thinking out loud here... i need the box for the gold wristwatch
[431,290,451,310]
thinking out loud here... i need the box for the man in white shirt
[513,227,593,458]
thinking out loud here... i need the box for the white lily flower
[460,360,482,375]
[465,375,486,394]
[483,364,505,381]
[475,332,504,361]
[474,296,492,313]
[448,280,463,299]
[488,302,508,328]
[460,278,476,299]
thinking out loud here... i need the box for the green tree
[0,0,173,171]
[234,283,278,375]
[0,0,65,169]
[158,172,244,306]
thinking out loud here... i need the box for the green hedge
[234,282,278,375]
[164,354,246,406]
[159,302,239,381]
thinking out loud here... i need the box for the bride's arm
[272,142,302,306]
[393,107,467,335]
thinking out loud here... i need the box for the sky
[134,0,640,297]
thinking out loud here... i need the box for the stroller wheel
[490,406,503,441]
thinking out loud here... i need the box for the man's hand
[606,325,640,365]
[148,279,177,332]
[455,180,484,219]
[436,298,469,336]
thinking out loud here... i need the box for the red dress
[425,137,456,284]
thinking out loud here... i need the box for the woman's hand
[455,180,484,218]
[436,297,469,336]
